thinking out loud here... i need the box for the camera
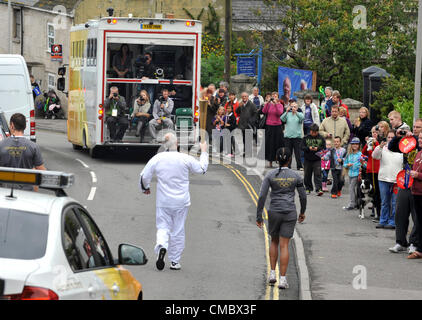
[135,56,148,78]
[397,130,407,136]
[270,98,274,102]
[377,136,387,143]
[375,125,380,131]
[138,56,148,64]
[113,92,118,97]
[159,96,166,103]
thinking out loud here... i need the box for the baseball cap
[350,137,360,144]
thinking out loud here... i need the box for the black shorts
[268,210,297,239]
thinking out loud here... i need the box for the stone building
[73,0,225,28]
[0,0,76,116]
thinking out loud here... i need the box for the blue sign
[237,57,256,77]
[278,67,313,104]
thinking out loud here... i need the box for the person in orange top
[332,91,350,119]
[362,126,381,221]
[224,92,239,124]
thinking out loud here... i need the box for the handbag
[258,114,267,129]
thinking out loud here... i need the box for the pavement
[36,119,422,300]
[35,117,67,134]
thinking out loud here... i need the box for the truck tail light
[30,109,36,137]
[2,286,59,300]
[98,104,104,120]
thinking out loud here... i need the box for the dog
[356,167,375,219]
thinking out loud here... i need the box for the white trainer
[170,262,181,270]
[268,271,276,286]
[388,244,407,253]
[278,277,289,289]
[408,244,417,254]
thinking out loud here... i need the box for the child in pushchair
[44,89,63,119]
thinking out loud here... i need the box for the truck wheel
[89,146,102,158]
[72,144,83,150]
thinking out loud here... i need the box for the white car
[0,167,147,300]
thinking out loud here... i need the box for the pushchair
[44,90,64,119]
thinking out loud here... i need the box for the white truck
[58,16,202,157]
[0,54,36,142]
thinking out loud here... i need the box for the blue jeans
[322,169,329,183]
[379,181,396,226]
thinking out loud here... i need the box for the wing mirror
[118,244,148,265]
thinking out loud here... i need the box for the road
[36,129,298,300]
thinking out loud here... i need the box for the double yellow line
[222,164,279,300]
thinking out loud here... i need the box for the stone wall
[0,3,71,117]
[74,0,225,29]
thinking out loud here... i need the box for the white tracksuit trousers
[154,206,189,264]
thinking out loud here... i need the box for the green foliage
[249,0,418,103]
[201,33,250,86]
[394,99,417,128]
[201,53,225,87]
[205,3,220,37]
[371,76,415,117]
[259,61,279,94]
[182,7,205,20]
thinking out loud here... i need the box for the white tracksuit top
[139,150,209,208]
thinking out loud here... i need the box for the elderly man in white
[139,133,209,270]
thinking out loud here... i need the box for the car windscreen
[0,75,29,110]
[0,208,49,260]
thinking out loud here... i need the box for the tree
[371,75,421,125]
[247,0,418,100]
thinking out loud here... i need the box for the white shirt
[372,145,403,183]
[139,150,209,208]
[249,94,264,106]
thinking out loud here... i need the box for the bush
[371,75,415,118]
[394,99,421,128]
[201,53,225,87]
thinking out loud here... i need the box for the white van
[0,54,36,142]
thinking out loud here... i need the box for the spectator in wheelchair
[104,86,129,142]
[132,90,152,143]
[149,88,174,143]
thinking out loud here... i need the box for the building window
[48,73,55,90]
[13,8,21,40]
[47,23,55,52]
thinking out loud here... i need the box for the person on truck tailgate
[104,86,129,142]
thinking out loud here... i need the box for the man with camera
[149,88,174,143]
[135,51,156,103]
[104,86,129,142]
[213,88,228,108]
[387,111,422,254]
[236,92,258,157]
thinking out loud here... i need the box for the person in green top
[281,99,304,170]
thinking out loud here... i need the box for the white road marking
[76,159,89,168]
[87,187,96,201]
[90,171,97,183]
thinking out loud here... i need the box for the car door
[61,207,109,300]
[74,207,141,300]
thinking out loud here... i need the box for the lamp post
[8,0,12,54]
[224,0,232,83]
[414,0,422,122]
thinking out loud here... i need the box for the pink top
[262,102,284,126]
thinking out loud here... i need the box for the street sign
[237,56,256,77]
[51,44,63,61]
